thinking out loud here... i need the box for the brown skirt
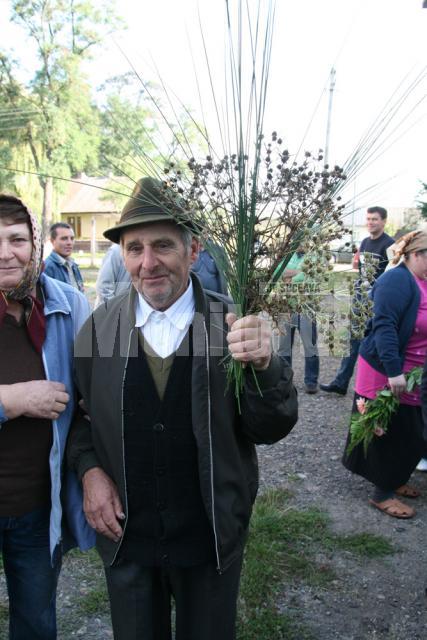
[342,394,427,490]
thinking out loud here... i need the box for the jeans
[278,314,319,385]
[332,337,360,391]
[0,506,60,640]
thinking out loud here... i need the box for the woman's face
[0,220,33,291]
[407,249,427,280]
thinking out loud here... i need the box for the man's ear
[189,237,200,264]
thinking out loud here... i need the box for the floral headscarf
[390,230,427,265]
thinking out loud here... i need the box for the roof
[59,175,131,214]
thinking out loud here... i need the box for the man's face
[121,222,199,310]
[366,213,385,238]
[52,227,74,258]
[0,221,33,291]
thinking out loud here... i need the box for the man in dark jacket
[67,177,298,640]
[320,206,394,395]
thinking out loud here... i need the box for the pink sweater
[355,275,427,406]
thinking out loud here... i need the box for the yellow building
[58,175,127,247]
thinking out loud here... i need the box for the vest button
[153,423,165,432]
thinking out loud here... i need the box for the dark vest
[120,330,215,567]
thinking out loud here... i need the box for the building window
[67,216,82,238]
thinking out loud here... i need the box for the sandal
[395,484,421,499]
[369,498,415,519]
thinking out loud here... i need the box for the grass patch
[237,488,394,640]
[67,547,103,566]
[0,603,8,624]
[238,490,322,639]
[331,532,394,557]
[78,587,110,616]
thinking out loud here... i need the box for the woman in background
[343,231,427,519]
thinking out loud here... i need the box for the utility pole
[324,67,336,167]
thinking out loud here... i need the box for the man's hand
[226,313,272,371]
[0,381,69,420]
[82,467,125,542]
[388,374,407,398]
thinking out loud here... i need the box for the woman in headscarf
[0,194,94,639]
[342,230,427,519]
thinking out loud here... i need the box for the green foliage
[0,603,8,624]
[0,0,121,228]
[78,588,110,615]
[97,72,208,209]
[347,366,422,456]
[331,532,394,557]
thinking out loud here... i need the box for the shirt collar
[53,252,74,267]
[135,279,195,329]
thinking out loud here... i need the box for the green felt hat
[104,176,201,243]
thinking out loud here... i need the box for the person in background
[67,176,298,640]
[190,241,228,295]
[95,239,227,307]
[342,231,427,519]
[44,222,84,292]
[320,206,394,396]
[278,249,319,394]
[0,194,94,639]
[94,243,131,307]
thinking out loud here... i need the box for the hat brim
[103,213,202,244]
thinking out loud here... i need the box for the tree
[0,0,121,232]
[97,73,207,209]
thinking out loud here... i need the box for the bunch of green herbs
[347,366,423,456]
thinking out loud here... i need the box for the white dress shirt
[135,280,195,358]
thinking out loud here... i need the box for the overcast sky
[1,0,426,211]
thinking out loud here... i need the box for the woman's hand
[388,374,407,398]
[0,381,69,420]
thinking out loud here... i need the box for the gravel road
[1,348,426,639]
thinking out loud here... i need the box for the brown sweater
[0,312,52,516]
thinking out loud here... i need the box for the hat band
[121,203,177,221]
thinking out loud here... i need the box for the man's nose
[141,246,159,270]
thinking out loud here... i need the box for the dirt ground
[1,347,427,639]
[258,348,427,640]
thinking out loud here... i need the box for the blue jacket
[44,251,85,293]
[191,248,228,295]
[0,273,95,560]
[359,263,420,377]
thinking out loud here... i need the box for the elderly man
[0,194,94,639]
[67,177,298,640]
[44,222,84,292]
